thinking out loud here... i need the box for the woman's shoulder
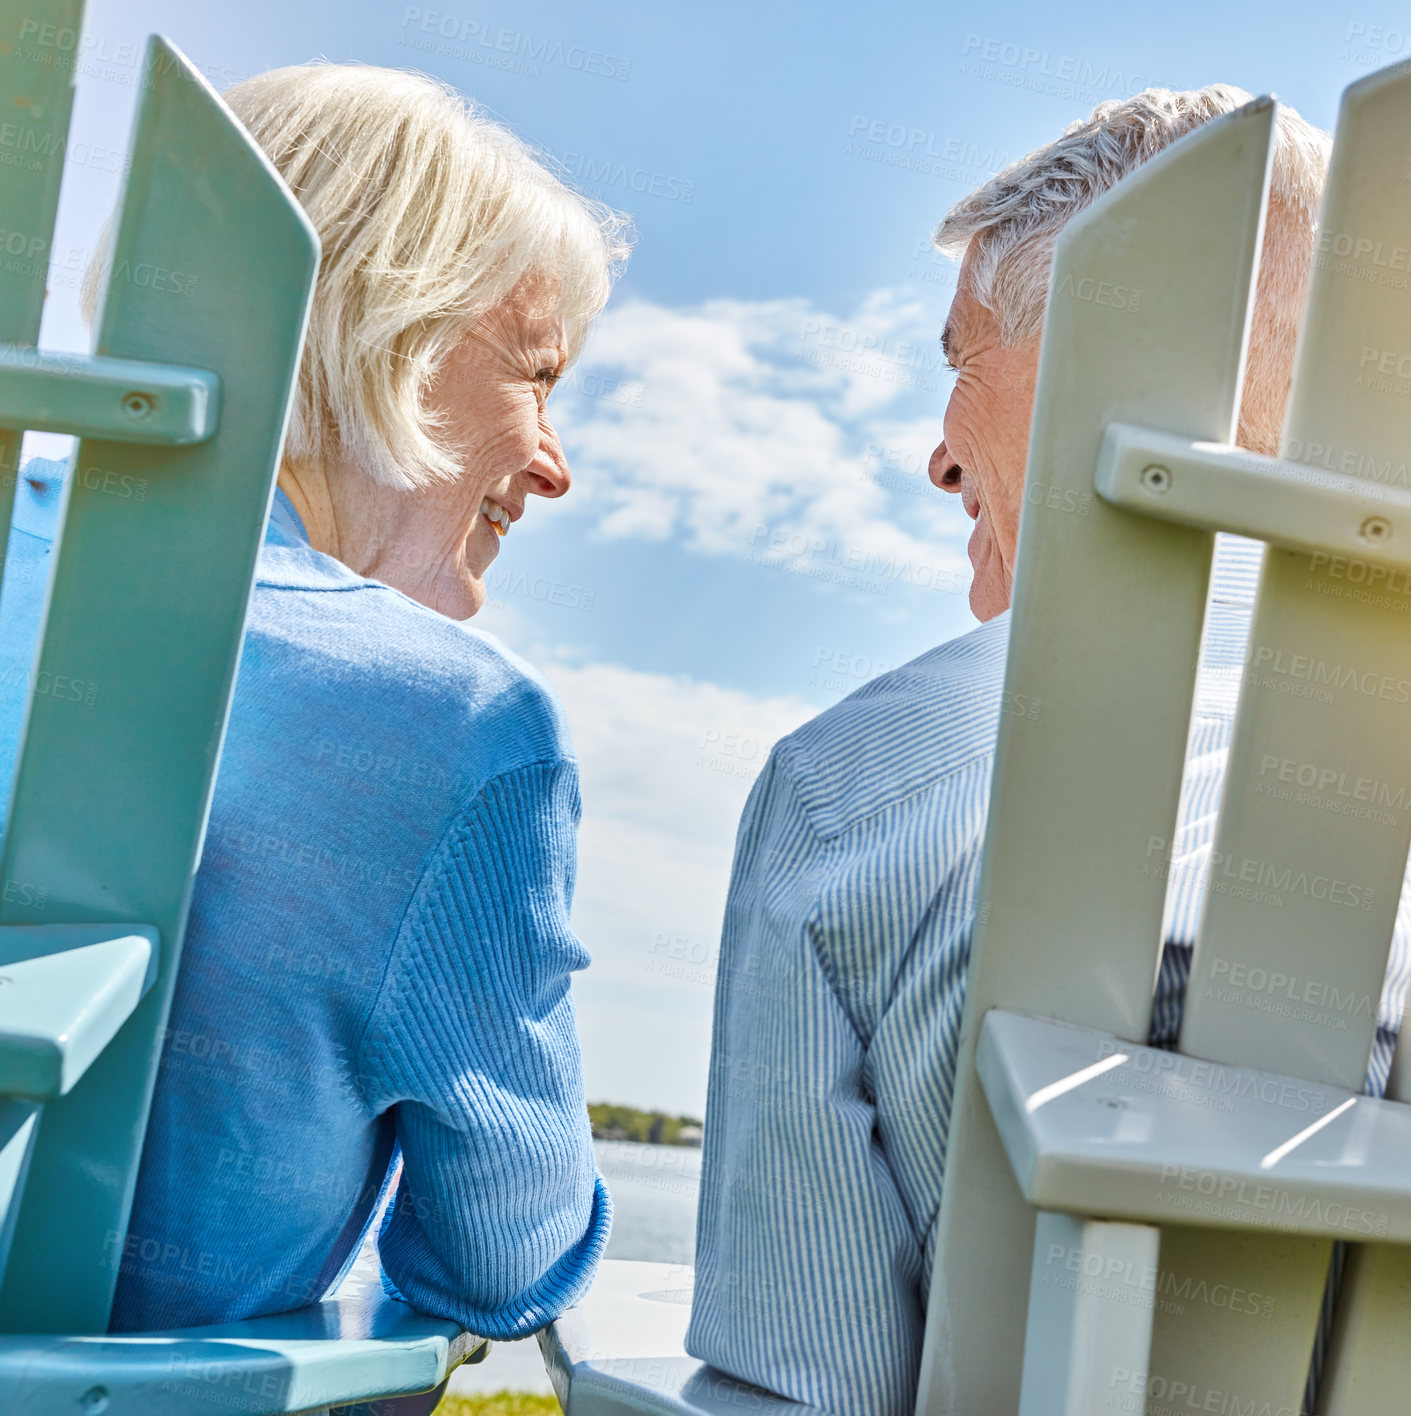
[245,574,575,785]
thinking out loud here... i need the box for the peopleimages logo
[959,33,1155,95]
[399,9,631,80]
[1320,230,1411,269]
[845,116,1013,169]
[1144,834,1375,911]
[1360,344,1411,376]
[798,319,946,374]
[1279,437,1411,488]
[1258,754,1411,812]
[1108,1367,1296,1416]
[1158,1163,1387,1237]
[1309,551,1411,597]
[555,150,694,203]
[1042,1241,1276,1317]
[1095,1037,1326,1113]
[1055,272,1141,311]
[1207,959,1375,1020]
[1248,644,1411,704]
[1204,855,1373,909]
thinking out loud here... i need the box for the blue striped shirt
[685,534,1411,1416]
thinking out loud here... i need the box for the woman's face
[366,295,571,619]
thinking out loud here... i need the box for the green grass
[432,1393,562,1416]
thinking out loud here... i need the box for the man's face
[928,248,1041,621]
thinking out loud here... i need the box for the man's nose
[528,419,572,499]
[929,439,962,492]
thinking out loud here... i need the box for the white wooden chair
[541,64,1411,1416]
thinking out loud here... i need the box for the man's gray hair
[935,85,1330,454]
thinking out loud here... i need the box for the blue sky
[35,0,1405,1112]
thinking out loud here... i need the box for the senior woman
[51,63,628,1339]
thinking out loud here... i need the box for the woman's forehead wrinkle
[500,301,565,355]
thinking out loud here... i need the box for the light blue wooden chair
[0,2,483,1410]
[541,65,1411,1416]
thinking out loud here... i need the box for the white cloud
[536,653,817,1114]
[552,290,968,593]
[544,654,814,969]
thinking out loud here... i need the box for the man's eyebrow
[940,320,958,367]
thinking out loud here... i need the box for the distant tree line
[588,1101,704,1146]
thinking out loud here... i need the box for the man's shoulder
[775,613,1011,840]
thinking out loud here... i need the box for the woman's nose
[930,439,962,492]
[529,421,572,499]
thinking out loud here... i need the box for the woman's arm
[357,758,611,1339]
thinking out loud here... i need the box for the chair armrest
[978,1008,1411,1241]
[0,925,158,1099]
[538,1259,825,1414]
[0,1248,486,1415]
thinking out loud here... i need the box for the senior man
[686,85,1411,1416]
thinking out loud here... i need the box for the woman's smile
[479,495,515,537]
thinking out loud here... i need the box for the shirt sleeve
[686,747,972,1416]
[356,758,610,1340]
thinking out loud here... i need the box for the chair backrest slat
[915,102,1276,1415]
[1143,67,1411,1416]
[1318,1009,1411,1410]
[0,37,317,1334]
[1181,66,1411,1090]
[0,0,84,583]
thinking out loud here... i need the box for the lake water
[593,1138,700,1265]
[450,1140,700,1397]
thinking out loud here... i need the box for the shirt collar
[256,485,366,592]
[268,486,308,546]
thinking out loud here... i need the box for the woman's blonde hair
[84,63,631,490]
[935,85,1330,455]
